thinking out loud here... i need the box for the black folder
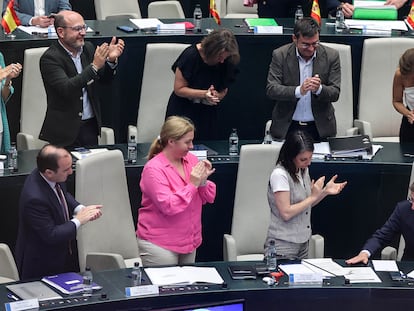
[327,135,372,155]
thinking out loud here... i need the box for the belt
[292,120,315,126]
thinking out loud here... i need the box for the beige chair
[223,144,324,261]
[94,0,141,20]
[0,243,19,284]
[128,43,189,143]
[354,38,414,142]
[216,0,258,18]
[75,150,141,271]
[17,47,114,150]
[148,0,185,18]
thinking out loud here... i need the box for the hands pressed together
[0,63,22,81]
[92,37,125,70]
[76,204,103,225]
[190,160,216,187]
[203,85,228,106]
[300,75,321,96]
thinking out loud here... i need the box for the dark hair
[399,48,414,76]
[200,28,240,65]
[53,13,66,30]
[277,130,314,183]
[293,17,320,39]
[36,144,67,173]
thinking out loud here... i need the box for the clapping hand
[190,160,215,187]
[324,174,347,195]
[107,36,125,63]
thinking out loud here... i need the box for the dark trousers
[287,120,322,143]
[69,118,99,149]
[399,116,414,143]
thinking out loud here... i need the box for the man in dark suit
[3,0,71,27]
[15,144,102,279]
[346,183,414,264]
[258,0,311,18]
[266,17,340,142]
[326,0,411,19]
[39,10,125,148]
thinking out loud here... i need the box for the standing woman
[137,116,216,266]
[392,48,414,143]
[265,130,347,260]
[165,29,240,140]
[0,55,22,153]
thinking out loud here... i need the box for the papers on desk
[253,26,283,34]
[144,266,224,286]
[130,18,163,30]
[302,258,347,276]
[345,19,408,32]
[70,148,108,160]
[19,25,94,35]
[353,0,397,20]
[313,142,382,160]
[342,267,382,283]
[372,260,399,272]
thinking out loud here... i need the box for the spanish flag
[310,0,321,25]
[210,0,221,25]
[406,2,414,29]
[2,0,21,34]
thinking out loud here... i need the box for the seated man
[3,0,72,27]
[346,182,414,264]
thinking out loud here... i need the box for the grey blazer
[3,0,71,25]
[266,42,341,140]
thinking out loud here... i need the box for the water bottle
[263,130,273,144]
[193,4,202,33]
[82,267,93,296]
[8,143,18,172]
[131,262,142,286]
[294,5,303,24]
[127,135,137,164]
[228,128,239,156]
[266,240,277,271]
[335,6,346,33]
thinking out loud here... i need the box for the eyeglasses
[60,24,88,32]
[299,41,320,49]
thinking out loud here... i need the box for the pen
[7,293,19,301]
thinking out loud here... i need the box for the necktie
[55,183,72,255]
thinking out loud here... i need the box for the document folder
[327,135,372,155]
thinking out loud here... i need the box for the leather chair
[354,38,414,142]
[128,43,189,143]
[75,150,141,271]
[148,0,185,18]
[223,144,325,261]
[0,243,19,284]
[17,47,115,150]
[94,0,141,20]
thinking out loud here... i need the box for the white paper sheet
[372,260,399,272]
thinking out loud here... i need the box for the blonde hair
[147,116,195,160]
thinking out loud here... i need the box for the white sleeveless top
[403,86,414,110]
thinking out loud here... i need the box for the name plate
[254,26,283,34]
[125,285,159,297]
[5,298,39,311]
[288,273,323,285]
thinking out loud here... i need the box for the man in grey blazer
[3,0,71,27]
[266,17,340,142]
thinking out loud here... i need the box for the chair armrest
[381,246,397,260]
[99,127,115,145]
[309,234,325,258]
[223,234,237,261]
[346,127,359,136]
[354,120,373,140]
[128,125,138,143]
[16,132,35,151]
[85,252,126,272]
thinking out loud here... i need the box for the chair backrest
[18,47,49,150]
[136,43,190,143]
[358,38,414,141]
[94,0,141,20]
[0,243,19,283]
[322,42,353,136]
[230,144,280,259]
[148,0,185,18]
[75,150,139,271]
[225,0,258,17]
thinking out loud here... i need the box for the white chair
[75,150,141,271]
[148,0,185,18]
[216,0,258,18]
[94,0,141,20]
[17,47,114,150]
[223,144,324,261]
[354,38,414,142]
[0,243,19,284]
[128,43,189,143]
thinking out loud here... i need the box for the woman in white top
[393,48,414,143]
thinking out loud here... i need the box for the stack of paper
[157,23,186,34]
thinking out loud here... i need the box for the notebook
[42,272,102,295]
[244,18,278,29]
[327,135,372,155]
[6,281,63,301]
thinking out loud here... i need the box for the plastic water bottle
[127,135,137,164]
[335,7,346,33]
[131,262,142,286]
[266,240,277,271]
[263,130,273,144]
[229,128,239,156]
[82,267,93,296]
[193,4,202,33]
[294,5,303,24]
[8,143,18,172]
